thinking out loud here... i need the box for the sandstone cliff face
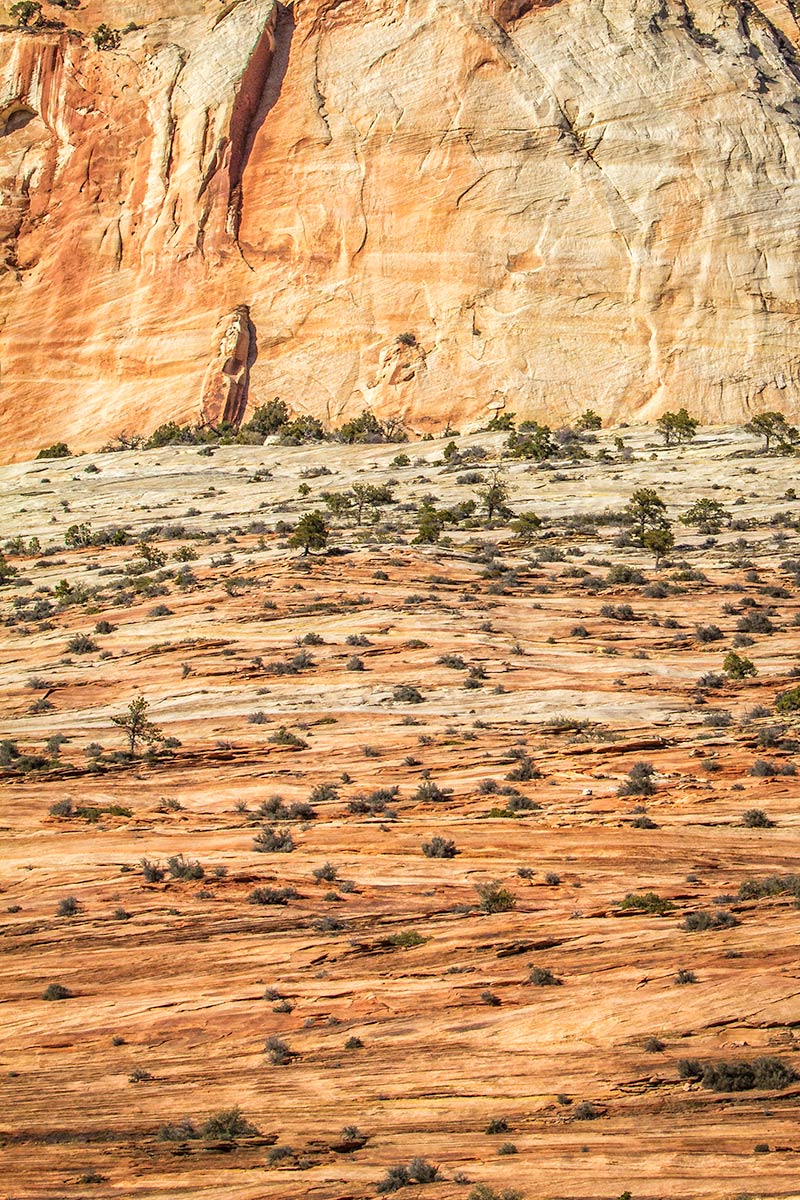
[1,0,800,456]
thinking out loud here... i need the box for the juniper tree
[111,696,164,757]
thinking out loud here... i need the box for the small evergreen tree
[10,1,41,28]
[625,487,670,544]
[680,497,730,532]
[478,470,513,521]
[506,424,555,461]
[487,411,516,431]
[656,408,699,446]
[744,411,798,453]
[93,23,121,50]
[511,511,542,541]
[723,651,757,680]
[244,398,288,436]
[289,511,329,555]
[111,696,164,757]
[350,482,395,525]
[337,410,384,444]
[642,526,674,567]
[415,505,444,544]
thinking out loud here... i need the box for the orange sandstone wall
[1,0,800,457]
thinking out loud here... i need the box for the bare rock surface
[1,424,800,1196]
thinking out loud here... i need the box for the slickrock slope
[2,425,800,1197]
[2,0,800,455]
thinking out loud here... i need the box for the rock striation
[1,0,800,456]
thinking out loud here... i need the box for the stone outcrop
[200,304,256,427]
[1,0,800,457]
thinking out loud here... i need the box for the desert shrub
[644,1036,665,1052]
[201,1107,259,1138]
[0,740,20,767]
[476,880,516,913]
[140,858,164,882]
[310,782,339,803]
[376,1165,410,1193]
[682,908,739,931]
[438,653,467,669]
[742,808,774,828]
[267,1145,295,1163]
[498,1142,517,1155]
[619,892,673,915]
[349,787,398,816]
[750,759,778,777]
[244,398,289,436]
[393,684,424,703]
[422,835,457,858]
[506,794,539,813]
[469,1188,524,1200]
[93,23,121,49]
[253,827,295,853]
[737,874,800,901]
[600,603,635,621]
[756,726,786,749]
[37,442,71,459]
[703,710,732,727]
[249,886,297,906]
[776,684,800,713]
[67,632,98,654]
[606,564,644,584]
[42,983,72,1000]
[166,854,204,880]
[413,778,452,802]
[573,1101,599,1120]
[618,761,656,796]
[529,966,562,986]
[631,815,658,829]
[737,612,775,634]
[675,968,697,984]
[56,896,79,917]
[159,1117,201,1141]
[697,1057,796,1092]
[505,754,540,782]
[314,915,343,932]
[377,1159,440,1191]
[265,1036,292,1065]
[486,1117,509,1134]
[389,930,427,948]
[696,624,723,642]
[129,1067,154,1083]
[408,1158,440,1183]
